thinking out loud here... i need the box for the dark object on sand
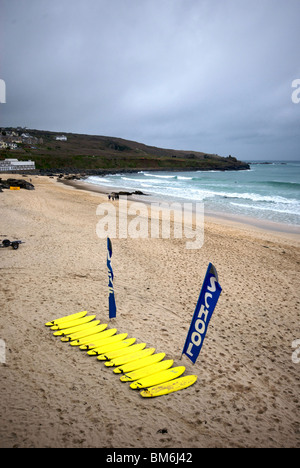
[0,178,35,191]
[0,239,25,250]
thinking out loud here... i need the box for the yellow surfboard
[140,375,198,398]
[45,311,88,327]
[87,333,129,355]
[130,366,185,389]
[95,338,137,358]
[61,323,107,342]
[79,328,118,350]
[69,325,110,346]
[51,315,96,331]
[97,343,147,361]
[114,352,166,375]
[120,359,174,382]
[53,316,97,336]
[59,320,100,340]
[105,348,155,367]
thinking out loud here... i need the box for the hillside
[0,128,250,172]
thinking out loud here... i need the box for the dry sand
[0,174,299,448]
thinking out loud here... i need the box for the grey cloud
[1,0,300,160]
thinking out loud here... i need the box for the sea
[85,161,300,230]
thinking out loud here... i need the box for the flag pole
[107,237,117,320]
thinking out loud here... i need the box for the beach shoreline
[59,176,300,241]
[0,174,299,448]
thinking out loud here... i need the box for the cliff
[0,128,250,172]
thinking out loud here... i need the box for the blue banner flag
[182,263,222,364]
[107,237,117,319]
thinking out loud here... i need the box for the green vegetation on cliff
[0,128,250,172]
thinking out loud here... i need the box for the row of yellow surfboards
[45,311,198,398]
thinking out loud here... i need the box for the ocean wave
[140,172,200,181]
[86,176,298,207]
[212,191,298,205]
[85,176,112,184]
[142,172,176,179]
[196,170,220,173]
[178,186,298,204]
[121,176,142,182]
[230,201,300,216]
[251,180,300,191]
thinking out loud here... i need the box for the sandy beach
[0,174,299,448]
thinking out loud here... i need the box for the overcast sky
[1,0,300,160]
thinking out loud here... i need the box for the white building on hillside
[55,135,67,141]
[0,158,35,172]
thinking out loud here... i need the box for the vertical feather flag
[182,263,222,364]
[107,237,117,319]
